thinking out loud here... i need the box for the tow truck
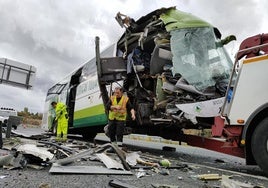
[221,33,268,175]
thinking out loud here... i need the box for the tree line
[17,107,43,120]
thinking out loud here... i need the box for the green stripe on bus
[73,114,108,128]
[74,104,106,119]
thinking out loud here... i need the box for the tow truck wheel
[251,117,268,176]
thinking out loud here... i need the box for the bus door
[66,68,82,127]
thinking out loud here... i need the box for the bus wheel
[82,132,97,141]
[251,117,268,176]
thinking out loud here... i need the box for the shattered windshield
[171,27,233,91]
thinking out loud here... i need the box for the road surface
[0,125,267,188]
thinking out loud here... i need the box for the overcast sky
[0,0,267,113]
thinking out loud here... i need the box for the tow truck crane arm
[236,33,268,60]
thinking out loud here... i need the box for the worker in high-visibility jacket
[51,101,68,142]
[106,87,135,147]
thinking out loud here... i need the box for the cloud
[0,0,267,113]
[182,0,267,42]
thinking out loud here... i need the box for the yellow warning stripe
[243,55,268,64]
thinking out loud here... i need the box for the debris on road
[0,153,14,167]
[50,148,95,166]
[125,152,140,167]
[96,153,124,170]
[135,168,147,178]
[191,173,222,180]
[136,158,159,167]
[38,140,76,155]
[159,159,171,167]
[0,125,267,188]
[49,164,132,175]
[109,179,138,188]
[15,144,54,162]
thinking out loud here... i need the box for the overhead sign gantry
[0,58,36,89]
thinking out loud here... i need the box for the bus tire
[251,117,268,176]
[82,132,97,141]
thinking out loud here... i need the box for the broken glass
[170,27,233,92]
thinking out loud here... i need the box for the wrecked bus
[95,7,235,141]
[43,7,238,159]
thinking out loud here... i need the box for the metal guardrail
[5,115,22,138]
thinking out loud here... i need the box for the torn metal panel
[49,164,132,175]
[38,140,75,155]
[162,81,181,94]
[16,144,54,161]
[95,143,130,171]
[52,143,130,170]
[51,148,94,166]
[175,78,207,95]
[95,153,124,170]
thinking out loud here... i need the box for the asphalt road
[0,125,267,188]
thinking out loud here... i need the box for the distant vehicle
[0,107,20,130]
[0,107,18,122]
[0,58,36,90]
[42,7,268,176]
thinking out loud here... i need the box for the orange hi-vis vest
[109,95,129,121]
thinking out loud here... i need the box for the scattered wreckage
[0,126,266,188]
[0,128,172,176]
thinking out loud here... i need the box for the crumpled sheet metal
[16,144,53,161]
[49,164,132,175]
[96,153,124,170]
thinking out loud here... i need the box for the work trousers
[56,116,68,142]
[108,120,125,145]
